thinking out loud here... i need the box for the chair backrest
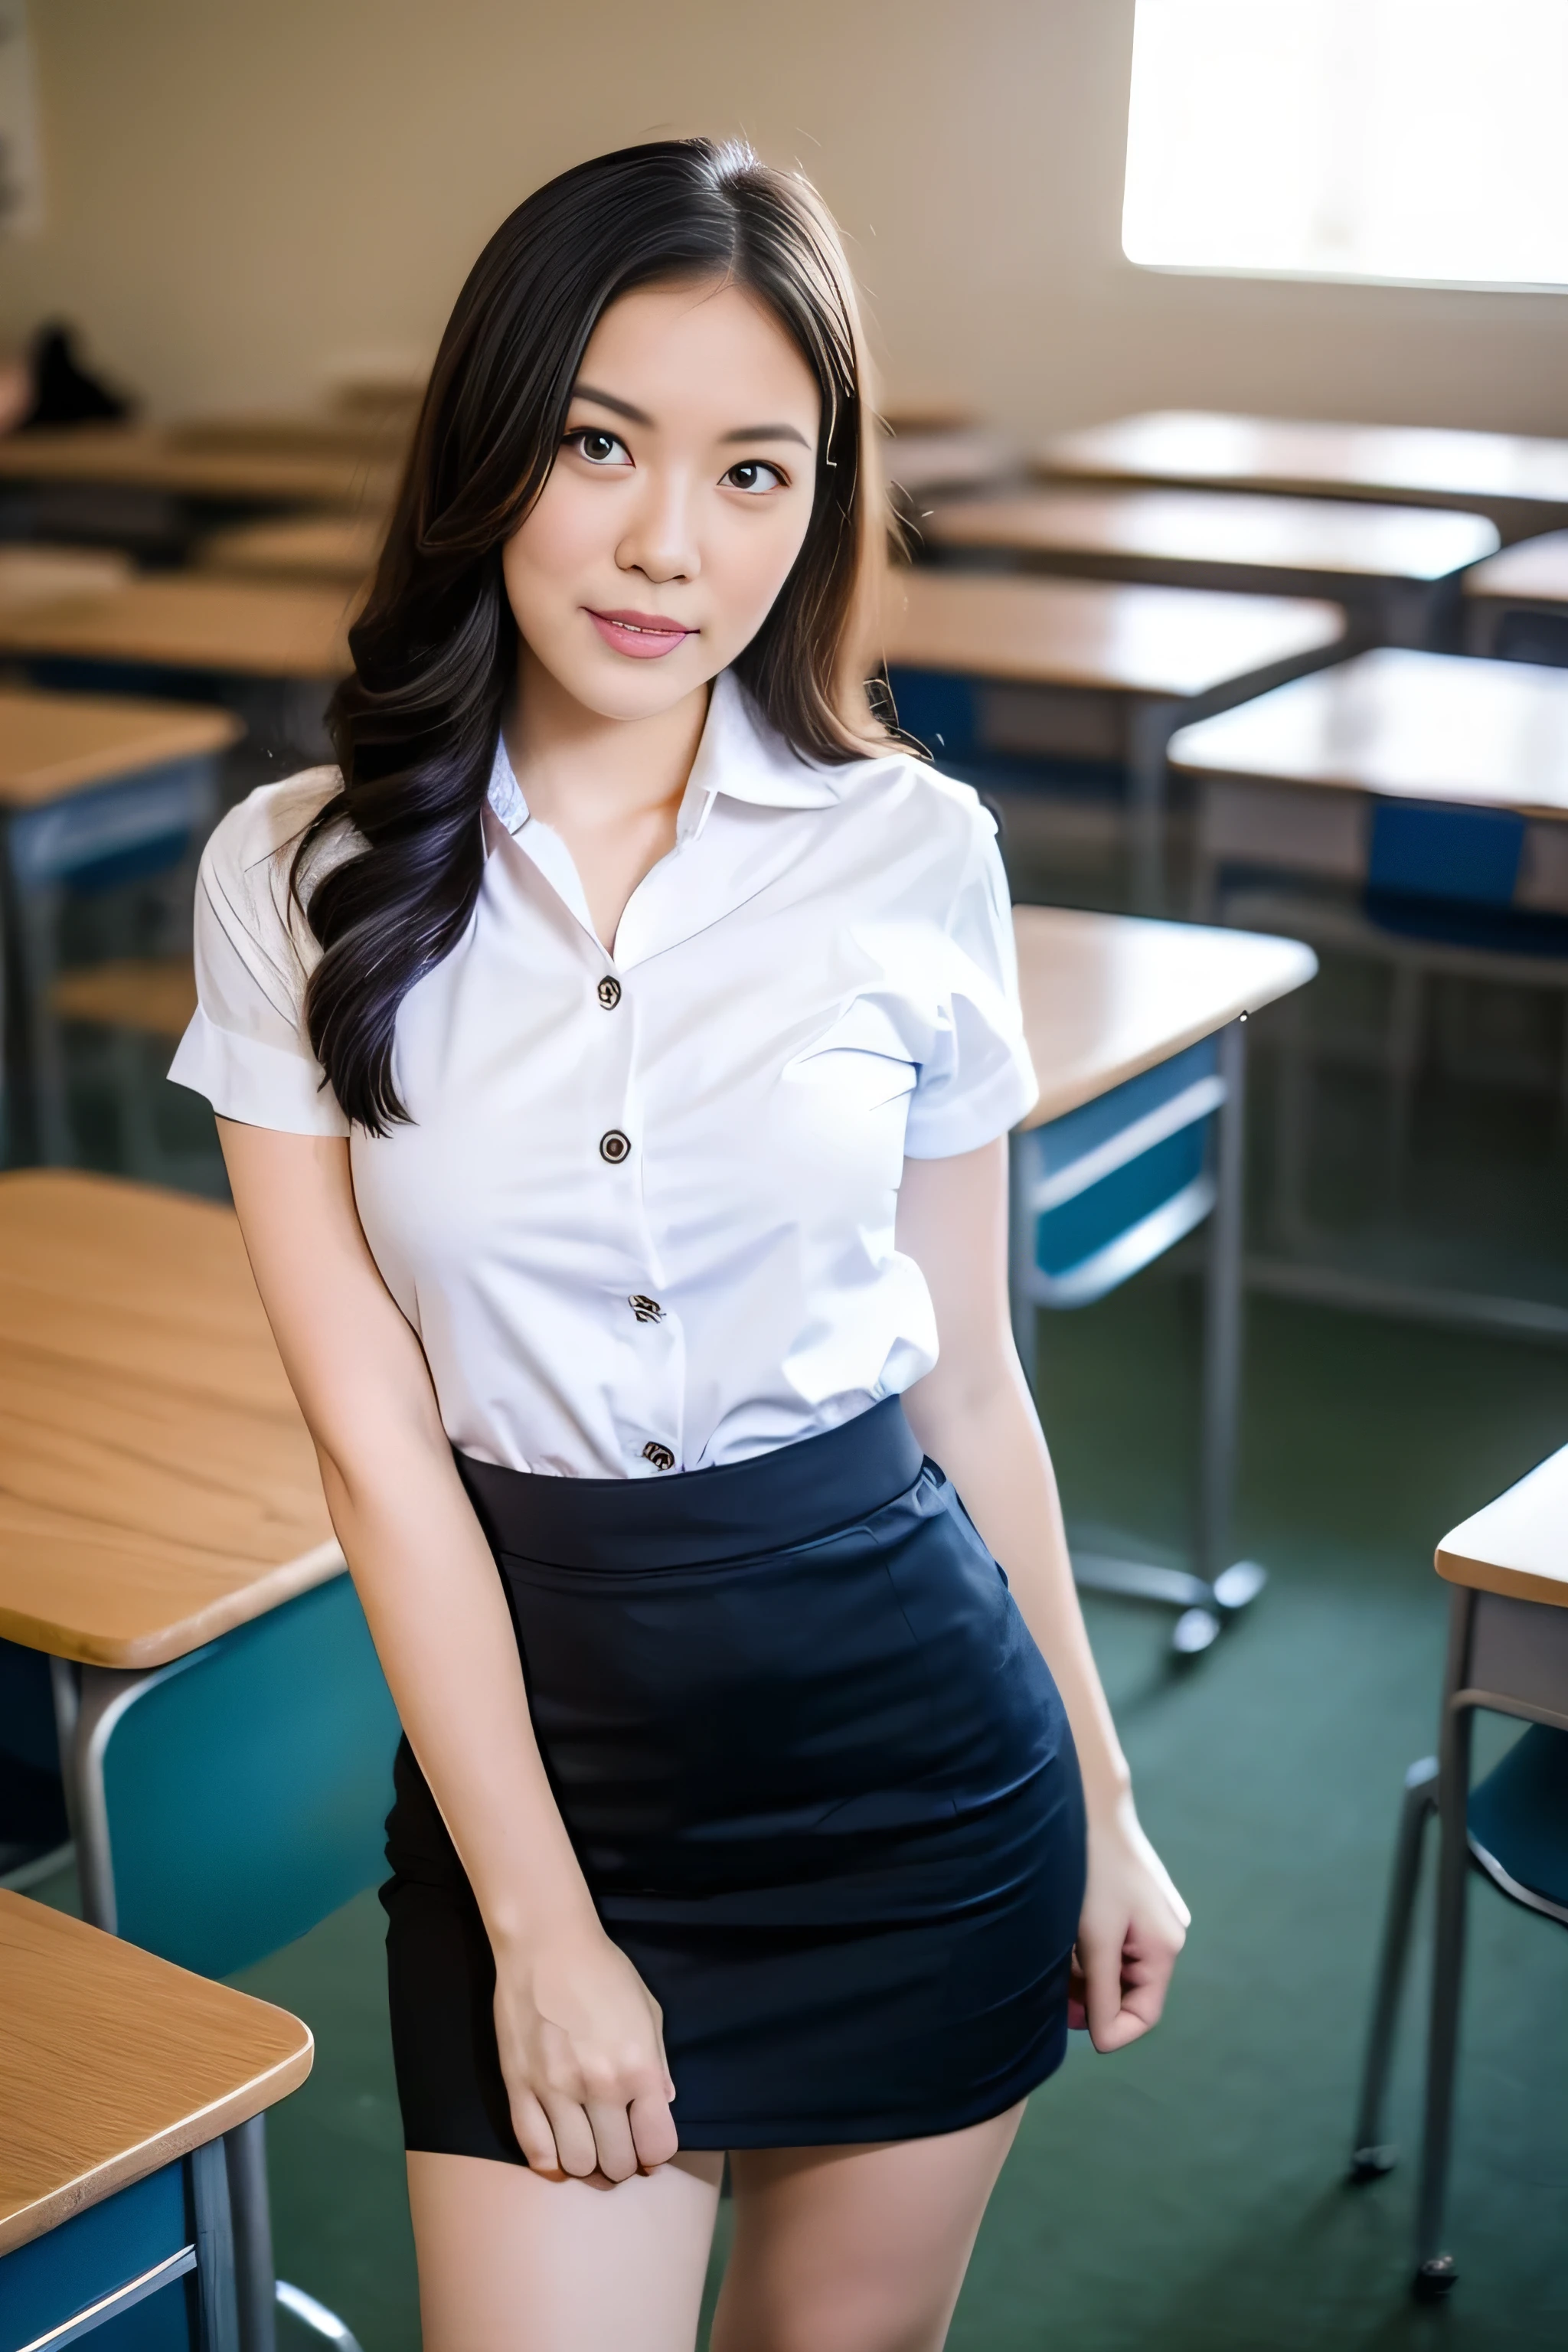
[1367,800,1526,912]
[1017,1035,1223,1309]
[90,1573,401,1979]
[1468,1723,1568,1924]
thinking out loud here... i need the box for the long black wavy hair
[293,138,889,1135]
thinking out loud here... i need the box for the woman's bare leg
[711,2102,1025,2352]
[407,2148,724,2352]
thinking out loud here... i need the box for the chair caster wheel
[1172,1607,1222,1655]
[1349,2144,1396,2181]
[1413,2256,1457,2303]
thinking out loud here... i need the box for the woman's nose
[617,470,701,583]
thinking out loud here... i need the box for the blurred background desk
[921,488,1498,649]
[0,572,354,772]
[0,423,397,564]
[1170,648,1568,1339]
[883,567,1344,910]
[198,511,384,590]
[1465,531,1568,665]
[0,686,240,1165]
[1036,413,1568,544]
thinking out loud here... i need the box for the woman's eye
[723,460,786,494]
[567,428,631,466]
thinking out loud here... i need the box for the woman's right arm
[217,1117,677,2182]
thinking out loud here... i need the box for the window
[1122,0,1568,291]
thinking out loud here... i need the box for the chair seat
[1468,1723,1568,1919]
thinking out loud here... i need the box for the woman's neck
[502,644,710,952]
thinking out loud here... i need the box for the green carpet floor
[64,1278,1549,2351]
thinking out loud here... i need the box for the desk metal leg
[1413,1589,1476,2302]
[1125,701,1174,916]
[191,2138,242,2352]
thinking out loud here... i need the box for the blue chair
[1010,1021,1266,1655]
[54,1570,402,2351]
[1350,1564,1568,2300]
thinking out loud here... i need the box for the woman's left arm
[896,1137,1190,2051]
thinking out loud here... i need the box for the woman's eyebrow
[720,422,811,448]
[570,384,652,425]
[570,384,810,450]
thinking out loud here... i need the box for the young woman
[172,139,1187,2352]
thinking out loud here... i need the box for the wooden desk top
[199,511,384,587]
[1167,647,1568,820]
[0,424,396,509]
[0,1172,338,1670]
[1436,1443,1568,1609]
[0,1891,312,2255]
[0,573,354,681]
[883,568,1343,700]
[1465,530,1568,606]
[925,488,1498,585]
[1037,412,1568,520]
[0,547,133,608]
[0,688,240,808]
[1013,905,1316,1128]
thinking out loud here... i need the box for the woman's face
[502,276,821,720]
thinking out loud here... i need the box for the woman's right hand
[492,1916,678,2181]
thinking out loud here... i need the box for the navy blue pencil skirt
[380,1397,1086,2155]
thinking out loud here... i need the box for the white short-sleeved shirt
[170,668,1036,1478]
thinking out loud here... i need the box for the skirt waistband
[454,1396,925,1571]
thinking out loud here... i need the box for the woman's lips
[587,608,695,660]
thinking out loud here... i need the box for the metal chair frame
[1349,1582,1568,2301]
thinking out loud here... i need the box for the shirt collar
[485,668,846,844]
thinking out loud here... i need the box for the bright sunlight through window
[1122,0,1568,291]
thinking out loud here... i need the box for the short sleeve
[903,804,1038,1158]
[167,770,352,1137]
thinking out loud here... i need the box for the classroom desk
[0,1171,338,1677]
[1036,412,1568,543]
[0,423,397,510]
[0,688,242,1161]
[0,1890,311,2347]
[198,511,384,588]
[1011,906,1315,1643]
[1171,648,1568,900]
[882,567,1345,909]
[1168,649,1568,1341]
[922,488,1498,647]
[0,573,354,769]
[1463,529,1568,660]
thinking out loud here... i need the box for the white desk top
[1037,411,1568,518]
[1465,531,1568,607]
[1167,648,1568,820]
[926,488,1498,585]
[1013,905,1316,1128]
[883,569,1343,701]
[1436,1443,1568,1609]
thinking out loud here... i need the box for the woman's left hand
[1068,1788,1191,2051]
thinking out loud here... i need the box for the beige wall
[4,0,1566,439]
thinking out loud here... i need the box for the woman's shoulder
[836,741,1001,862]
[202,764,350,886]
[196,765,365,966]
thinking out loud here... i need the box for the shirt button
[642,1441,676,1472]
[599,1129,631,1165]
[629,1294,665,1324]
[597,975,622,1010]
